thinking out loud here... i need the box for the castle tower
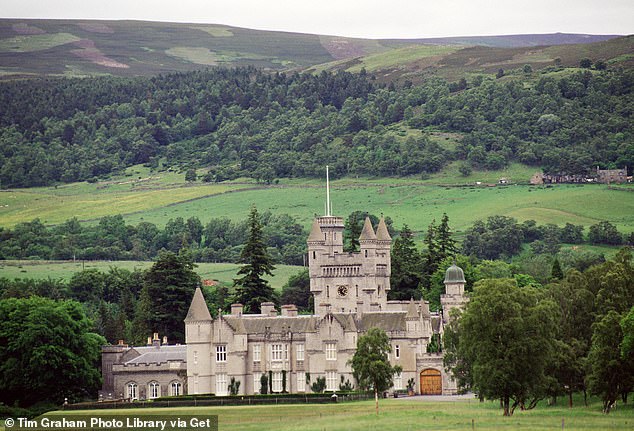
[308,168,393,315]
[440,262,468,323]
[184,287,213,394]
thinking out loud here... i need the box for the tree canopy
[349,327,402,415]
[446,278,558,416]
[1,67,631,188]
[142,250,201,343]
[0,296,105,407]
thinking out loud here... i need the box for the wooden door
[420,368,442,395]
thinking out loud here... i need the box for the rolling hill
[0,18,625,79]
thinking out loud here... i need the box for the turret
[184,288,213,394]
[440,262,468,323]
[359,217,377,258]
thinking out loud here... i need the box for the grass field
[14,397,633,431]
[2,164,633,237]
[0,260,303,290]
[119,181,634,235]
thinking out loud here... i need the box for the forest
[0,65,632,188]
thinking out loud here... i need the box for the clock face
[337,285,349,297]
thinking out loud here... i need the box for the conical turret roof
[184,287,212,322]
[308,218,323,242]
[376,216,392,241]
[359,217,377,241]
[406,299,419,319]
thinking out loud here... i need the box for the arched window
[127,382,138,400]
[170,381,182,396]
[148,381,160,399]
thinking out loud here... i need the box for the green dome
[444,264,466,284]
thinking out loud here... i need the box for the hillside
[309,35,634,82]
[0,18,624,79]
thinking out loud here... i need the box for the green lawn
[19,397,634,431]
[0,261,303,291]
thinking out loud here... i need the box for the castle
[102,171,468,399]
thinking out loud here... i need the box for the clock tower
[307,167,392,315]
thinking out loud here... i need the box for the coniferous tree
[436,213,458,262]
[144,250,200,343]
[421,219,438,289]
[233,206,277,313]
[551,258,564,281]
[389,224,423,300]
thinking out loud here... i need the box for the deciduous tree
[349,327,402,415]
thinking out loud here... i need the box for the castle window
[296,344,304,361]
[216,374,228,396]
[170,381,182,396]
[272,372,283,393]
[395,345,400,359]
[216,345,227,362]
[326,372,338,391]
[326,285,330,298]
[365,250,368,257]
[297,372,306,392]
[253,372,262,394]
[253,344,261,362]
[271,344,283,361]
[326,343,337,361]
[126,382,138,400]
[148,381,160,399]
[393,372,403,390]
[313,251,316,259]
[193,350,198,365]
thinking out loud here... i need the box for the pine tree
[233,206,277,313]
[144,250,200,343]
[389,225,423,300]
[421,219,438,289]
[436,213,458,261]
[551,258,564,281]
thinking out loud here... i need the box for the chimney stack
[231,303,244,316]
[152,332,160,348]
[261,302,277,316]
[281,304,298,317]
[162,336,168,345]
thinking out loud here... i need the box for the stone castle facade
[102,182,468,399]
[184,213,467,396]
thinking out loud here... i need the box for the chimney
[117,339,125,346]
[231,303,244,316]
[152,332,160,348]
[162,336,168,345]
[261,302,277,316]
[281,304,298,317]
[147,336,152,346]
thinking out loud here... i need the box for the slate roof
[307,219,323,242]
[185,287,212,322]
[405,299,419,319]
[223,315,320,334]
[376,217,392,241]
[359,217,377,241]
[358,312,407,332]
[124,345,187,365]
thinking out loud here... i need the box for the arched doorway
[420,369,442,395]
